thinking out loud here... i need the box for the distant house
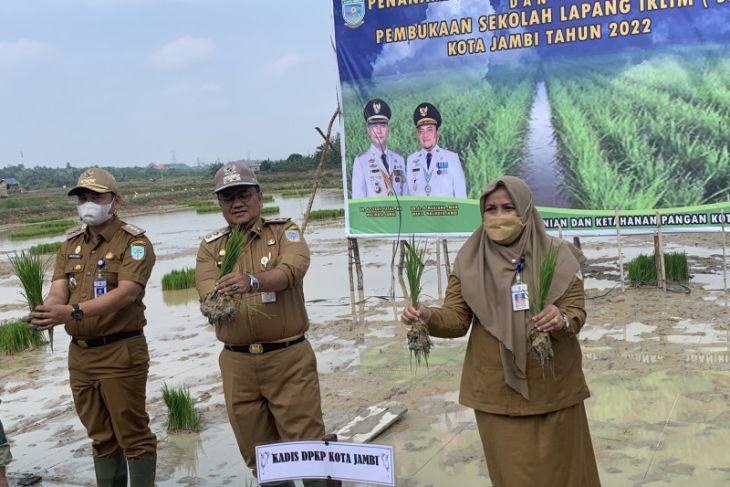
[0,177,19,196]
[148,163,168,170]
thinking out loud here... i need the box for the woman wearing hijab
[401,176,600,487]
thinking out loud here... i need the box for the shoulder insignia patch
[130,241,146,260]
[204,226,231,243]
[121,224,146,237]
[284,226,302,242]
[66,225,87,240]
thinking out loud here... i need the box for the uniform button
[91,250,95,254]
[87,272,91,276]
[82,293,87,298]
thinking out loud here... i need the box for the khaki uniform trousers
[220,339,325,472]
[69,336,157,459]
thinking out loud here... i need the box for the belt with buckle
[225,335,305,354]
[72,330,142,349]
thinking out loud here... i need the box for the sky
[0,0,340,168]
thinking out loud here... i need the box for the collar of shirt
[231,217,265,241]
[84,215,123,243]
[422,144,441,158]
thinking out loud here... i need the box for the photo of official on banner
[332,0,730,237]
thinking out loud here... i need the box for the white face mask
[77,201,114,226]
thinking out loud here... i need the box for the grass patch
[627,252,689,285]
[29,241,63,255]
[22,216,62,224]
[161,268,196,291]
[0,319,47,355]
[9,220,77,240]
[261,206,280,215]
[307,208,344,220]
[162,383,202,432]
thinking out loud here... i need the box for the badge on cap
[285,228,301,242]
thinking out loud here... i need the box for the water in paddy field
[2,196,730,485]
[521,81,572,208]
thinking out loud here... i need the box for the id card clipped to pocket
[511,283,529,311]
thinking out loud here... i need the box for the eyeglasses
[218,189,259,205]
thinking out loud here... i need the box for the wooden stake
[656,211,666,293]
[301,107,340,234]
[722,210,727,307]
[572,236,581,250]
[436,240,443,300]
[558,224,563,241]
[615,208,625,292]
[349,237,364,292]
[442,239,451,275]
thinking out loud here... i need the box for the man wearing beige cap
[30,168,157,486]
[195,162,328,486]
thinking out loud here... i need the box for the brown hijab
[453,176,584,399]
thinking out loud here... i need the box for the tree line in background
[2,135,341,191]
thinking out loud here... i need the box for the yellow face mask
[484,215,525,245]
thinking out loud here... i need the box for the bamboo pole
[301,107,340,234]
[349,237,364,292]
[656,211,666,293]
[442,239,451,275]
[722,210,727,307]
[573,237,582,250]
[558,224,563,241]
[436,240,443,300]
[615,208,625,292]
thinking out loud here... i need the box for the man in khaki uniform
[30,169,157,487]
[195,162,326,486]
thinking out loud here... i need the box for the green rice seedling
[627,252,689,285]
[403,236,431,369]
[161,268,196,291]
[308,209,345,220]
[199,226,249,326]
[0,319,47,355]
[664,251,689,282]
[29,241,63,255]
[194,203,221,214]
[9,220,77,240]
[8,251,53,350]
[161,383,202,432]
[528,245,559,370]
[627,254,656,286]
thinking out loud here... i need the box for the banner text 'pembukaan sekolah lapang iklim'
[331,0,730,238]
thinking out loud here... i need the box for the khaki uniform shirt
[429,274,590,416]
[195,218,310,345]
[52,216,155,339]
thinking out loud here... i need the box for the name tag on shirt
[511,284,530,311]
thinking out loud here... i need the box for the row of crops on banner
[342,46,730,209]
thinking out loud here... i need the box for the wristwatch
[247,274,260,293]
[71,303,84,321]
[560,312,570,332]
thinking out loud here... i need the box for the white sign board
[255,440,395,486]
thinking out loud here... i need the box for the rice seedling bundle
[29,241,63,255]
[0,319,47,355]
[161,268,196,291]
[7,251,52,350]
[162,383,202,432]
[9,220,76,240]
[528,245,559,370]
[403,236,431,370]
[199,226,249,326]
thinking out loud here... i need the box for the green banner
[349,199,730,237]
